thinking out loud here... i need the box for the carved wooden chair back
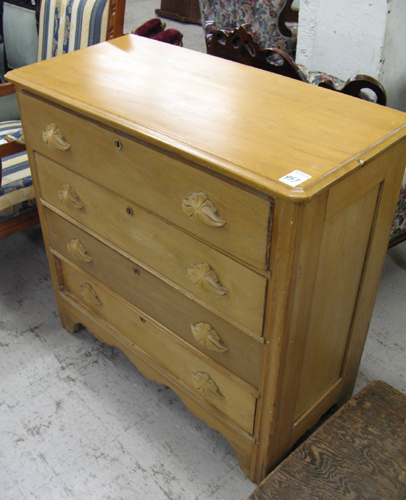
[205,22,387,106]
[198,0,298,57]
[205,22,305,82]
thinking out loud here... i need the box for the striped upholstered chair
[0,0,125,238]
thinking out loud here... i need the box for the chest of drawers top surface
[7,34,406,200]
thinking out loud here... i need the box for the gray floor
[1,2,406,498]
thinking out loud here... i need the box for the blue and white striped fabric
[1,0,111,222]
[1,121,35,222]
[0,151,31,196]
[0,120,23,145]
[0,151,36,222]
[37,0,110,61]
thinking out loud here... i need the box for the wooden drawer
[21,93,272,270]
[36,154,267,335]
[60,261,257,434]
[45,208,263,387]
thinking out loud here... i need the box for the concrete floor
[1,2,406,498]
[1,231,405,500]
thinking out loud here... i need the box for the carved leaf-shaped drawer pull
[80,283,102,307]
[191,323,228,353]
[182,192,226,227]
[42,124,71,151]
[58,184,84,210]
[67,239,93,263]
[187,263,228,296]
[192,372,224,400]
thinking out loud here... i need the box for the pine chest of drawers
[8,35,406,482]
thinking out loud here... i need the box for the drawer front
[60,261,257,434]
[45,209,263,388]
[37,154,267,335]
[20,93,271,270]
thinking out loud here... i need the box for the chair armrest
[0,82,16,98]
[0,140,25,159]
[341,75,387,106]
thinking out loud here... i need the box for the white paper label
[279,170,312,187]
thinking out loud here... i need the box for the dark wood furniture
[205,22,387,105]
[248,380,406,499]
[205,23,306,82]
[277,0,298,37]
[155,0,201,25]
[0,204,40,238]
[199,0,298,59]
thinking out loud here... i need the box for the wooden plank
[294,182,381,418]
[248,381,406,500]
[250,198,303,481]
[339,139,406,401]
[251,192,329,482]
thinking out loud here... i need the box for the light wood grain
[19,93,272,270]
[57,293,256,477]
[61,261,257,433]
[8,35,406,200]
[45,208,263,387]
[294,183,381,419]
[251,193,329,482]
[36,154,267,335]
